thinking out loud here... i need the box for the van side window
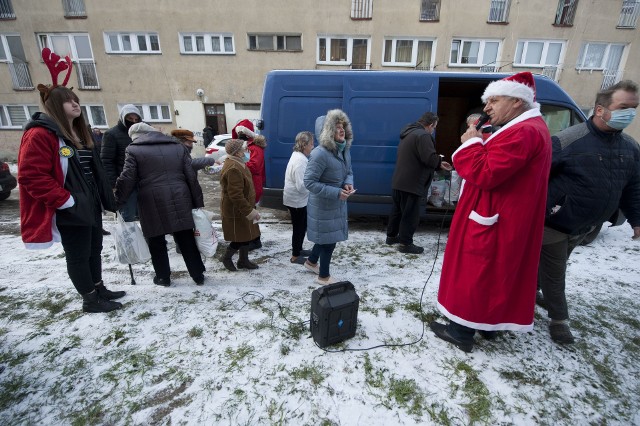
[540,104,585,136]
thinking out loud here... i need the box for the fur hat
[128,122,157,141]
[481,72,540,109]
[225,138,247,156]
[171,129,196,142]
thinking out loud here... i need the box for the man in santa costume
[430,72,552,352]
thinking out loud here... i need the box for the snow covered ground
[0,204,639,425]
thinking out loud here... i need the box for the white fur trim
[235,125,257,139]
[482,80,535,105]
[437,302,534,332]
[469,210,499,226]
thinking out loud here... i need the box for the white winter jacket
[283,151,309,208]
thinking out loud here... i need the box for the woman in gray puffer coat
[115,123,206,287]
[303,109,355,285]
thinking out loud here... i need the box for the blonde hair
[293,131,313,152]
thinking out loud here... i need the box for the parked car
[204,133,232,163]
[0,161,17,201]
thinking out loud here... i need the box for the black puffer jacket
[101,121,131,187]
[114,131,204,238]
[391,122,441,196]
[545,118,640,235]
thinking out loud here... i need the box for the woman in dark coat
[114,123,206,286]
[219,139,261,271]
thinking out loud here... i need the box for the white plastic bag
[192,209,218,257]
[428,180,448,207]
[113,215,151,264]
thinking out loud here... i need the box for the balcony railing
[350,0,373,19]
[75,61,100,89]
[617,0,640,28]
[62,0,86,18]
[542,66,560,81]
[480,65,498,72]
[8,62,34,90]
[601,70,623,90]
[0,0,15,19]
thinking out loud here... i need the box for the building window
[450,39,500,67]
[617,0,640,28]
[235,103,261,111]
[62,0,86,18]
[0,105,38,128]
[122,104,171,123]
[0,34,33,90]
[180,33,234,54]
[351,0,373,19]
[554,0,579,26]
[81,105,107,128]
[576,42,625,71]
[248,34,301,52]
[514,40,565,67]
[420,0,440,21]
[382,38,435,70]
[0,0,15,19]
[38,33,99,89]
[488,0,510,23]
[105,32,160,54]
[317,35,370,68]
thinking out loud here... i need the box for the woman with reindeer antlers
[17,48,125,313]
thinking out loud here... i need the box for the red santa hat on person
[481,71,540,109]
[232,119,257,140]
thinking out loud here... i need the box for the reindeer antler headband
[37,47,73,101]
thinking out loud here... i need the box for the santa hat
[232,119,256,140]
[481,71,540,109]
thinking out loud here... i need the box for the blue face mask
[605,107,637,130]
[243,152,250,162]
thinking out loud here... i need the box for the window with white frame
[488,0,511,23]
[0,0,15,19]
[81,105,107,128]
[617,0,640,28]
[420,0,440,21]
[382,37,435,69]
[317,35,370,68]
[554,0,579,26]
[351,0,373,19]
[180,33,234,54]
[576,42,625,71]
[450,39,500,67]
[105,32,160,54]
[514,40,565,67]
[37,32,99,89]
[0,105,38,128]
[120,104,171,122]
[248,34,301,51]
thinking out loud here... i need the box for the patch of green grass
[0,374,30,411]
[188,326,203,338]
[223,343,254,372]
[286,321,307,340]
[363,353,385,389]
[403,302,437,323]
[136,311,152,321]
[102,328,128,346]
[388,377,425,416]
[499,369,545,387]
[383,304,396,317]
[37,296,72,316]
[0,350,30,367]
[451,360,492,424]
[280,344,291,356]
[290,362,324,386]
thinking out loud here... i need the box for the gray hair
[293,131,314,152]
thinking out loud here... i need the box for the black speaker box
[310,281,359,348]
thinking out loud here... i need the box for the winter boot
[222,247,238,272]
[82,290,122,313]
[237,246,259,270]
[95,281,126,300]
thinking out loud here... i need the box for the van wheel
[580,223,603,245]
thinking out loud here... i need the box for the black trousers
[386,189,421,245]
[58,223,104,295]
[287,206,307,257]
[147,229,205,280]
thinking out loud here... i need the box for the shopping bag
[113,215,151,264]
[192,209,218,257]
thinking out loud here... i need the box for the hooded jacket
[232,119,267,203]
[18,112,115,249]
[101,105,141,187]
[391,122,441,196]
[114,131,204,238]
[304,109,354,244]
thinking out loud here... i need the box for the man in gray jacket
[386,112,451,254]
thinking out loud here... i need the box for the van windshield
[540,104,585,136]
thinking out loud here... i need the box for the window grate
[0,0,15,19]
[554,0,579,26]
[420,0,440,21]
[488,0,511,23]
[8,63,34,90]
[617,0,640,28]
[351,0,373,19]
[62,0,86,17]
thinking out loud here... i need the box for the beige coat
[219,156,260,243]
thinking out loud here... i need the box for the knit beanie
[225,138,247,156]
[128,122,157,141]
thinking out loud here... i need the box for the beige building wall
[0,0,638,160]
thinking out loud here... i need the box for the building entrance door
[204,104,227,135]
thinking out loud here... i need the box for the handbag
[113,215,151,264]
[192,209,218,257]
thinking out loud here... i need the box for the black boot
[95,281,126,300]
[237,246,258,270]
[222,247,238,271]
[82,290,122,313]
[247,237,262,251]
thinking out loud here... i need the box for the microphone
[475,113,490,130]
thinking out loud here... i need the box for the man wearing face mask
[537,80,640,345]
[101,104,142,221]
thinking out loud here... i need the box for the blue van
[259,70,586,216]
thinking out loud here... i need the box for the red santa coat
[437,109,551,331]
[246,142,266,203]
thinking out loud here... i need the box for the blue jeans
[308,243,336,278]
[119,188,139,222]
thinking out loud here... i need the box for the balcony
[75,61,100,89]
[8,63,34,90]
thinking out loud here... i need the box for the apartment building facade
[0,0,638,160]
